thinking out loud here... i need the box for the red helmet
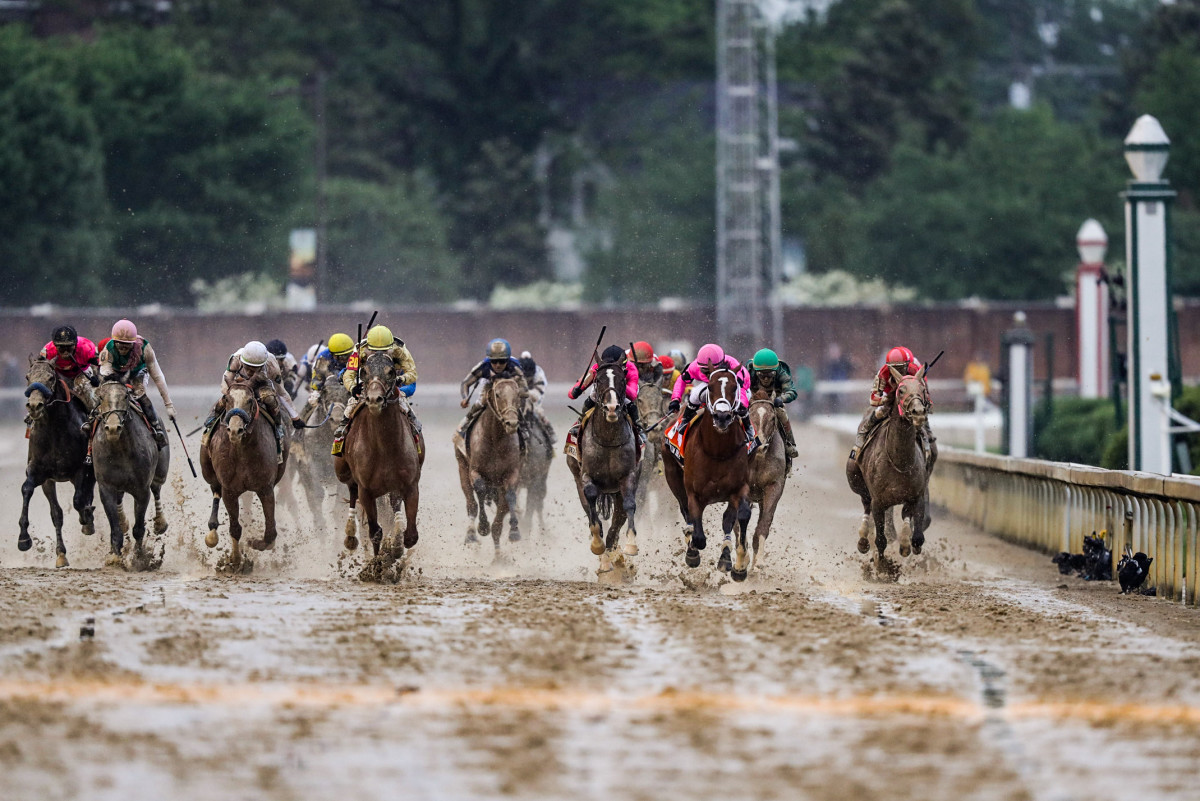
[659,355,675,371]
[886,346,914,367]
[631,341,655,364]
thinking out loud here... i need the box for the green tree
[0,28,110,306]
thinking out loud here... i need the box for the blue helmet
[486,338,512,361]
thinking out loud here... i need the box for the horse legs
[489,486,507,552]
[856,494,872,554]
[505,484,520,542]
[582,480,604,557]
[361,493,384,556]
[400,487,419,550]
[73,472,95,536]
[205,489,221,548]
[685,495,705,569]
[100,487,124,564]
[42,483,67,568]
[718,504,735,573]
[150,482,168,535]
[344,483,360,551]
[619,473,638,557]
[872,505,889,557]
[751,481,784,571]
[18,473,40,552]
[730,494,752,582]
[223,491,244,569]
[249,488,278,551]
[472,478,494,550]
[907,493,928,555]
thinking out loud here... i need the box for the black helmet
[52,325,77,347]
[519,356,536,377]
[265,339,288,357]
[601,345,625,364]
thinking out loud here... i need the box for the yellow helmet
[366,325,394,350]
[328,332,354,355]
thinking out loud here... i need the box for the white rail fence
[931,448,1200,607]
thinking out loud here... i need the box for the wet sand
[2,409,1199,801]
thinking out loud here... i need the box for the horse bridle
[96,382,134,426]
[224,384,260,427]
[704,369,737,417]
[362,355,400,407]
[24,366,72,410]
[486,378,521,425]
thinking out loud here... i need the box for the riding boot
[680,402,699,429]
[274,417,286,464]
[456,401,484,438]
[851,406,882,460]
[777,407,799,459]
[334,395,359,441]
[138,395,168,448]
[536,408,556,458]
[201,397,227,448]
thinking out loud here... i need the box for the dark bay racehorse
[662,368,753,580]
[289,374,349,528]
[92,380,169,566]
[846,366,935,560]
[18,358,95,567]
[567,361,640,573]
[201,380,288,570]
[334,353,424,557]
[456,376,524,552]
[747,392,787,571]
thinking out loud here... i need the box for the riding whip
[924,350,945,375]
[575,325,606,389]
[185,421,204,437]
[171,418,198,478]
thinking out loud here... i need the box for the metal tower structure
[716,0,782,356]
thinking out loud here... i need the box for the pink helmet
[696,343,725,369]
[111,319,138,343]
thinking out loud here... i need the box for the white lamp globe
[1076,218,1108,265]
[1124,115,1170,182]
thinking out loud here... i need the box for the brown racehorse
[747,391,788,572]
[200,380,288,570]
[455,376,524,552]
[662,367,753,581]
[335,353,424,557]
[846,366,935,560]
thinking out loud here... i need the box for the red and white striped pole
[1075,219,1109,399]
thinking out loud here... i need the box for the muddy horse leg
[730,493,752,582]
[130,489,150,556]
[685,495,705,568]
[582,479,604,557]
[205,489,221,548]
[223,491,243,569]
[42,482,68,568]
[909,493,928,555]
[100,487,124,564]
[856,494,872,554]
[73,470,95,536]
[620,473,638,556]
[344,483,360,551]
[17,473,41,552]
[717,503,735,573]
[751,481,783,571]
[250,488,278,551]
[505,484,520,542]
[489,487,507,553]
[361,493,383,557]
[151,482,167,535]
[872,504,888,557]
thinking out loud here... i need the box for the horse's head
[323,374,349,424]
[705,368,739,432]
[489,377,522,435]
[362,353,397,414]
[750,396,777,444]
[637,378,667,424]
[23,358,57,423]
[97,380,131,441]
[594,361,626,423]
[224,382,257,444]
[890,365,929,429]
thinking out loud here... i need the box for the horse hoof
[691,531,706,551]
[899,544,911,558]
[55,553,68,569]
[403,531,419,549]
[912,542,922,555]
[857,537,870,554]
[622,543,638,556]
[155,519,168,536]
[685,548,701,569]
[590,533,605,556]
[717,547,732,572]
[104,553,122,568]
[249,538,274,552]
[344,535,358,551]
[508,530,520,542]
[82,523,94,536]
[730,568,748,583]
[205,530,218,548]
[17,533,31,552]
[465,533,478,545]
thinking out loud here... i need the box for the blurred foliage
[1172,385,1200,475]
[490,281,582,310]
[778,270,915,306]
[1034,396,1124,467]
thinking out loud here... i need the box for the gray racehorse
[91,380,170,566]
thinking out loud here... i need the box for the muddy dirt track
[2,407,1200,801]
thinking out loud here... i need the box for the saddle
[664,410,756,465]
[564,406,644,464]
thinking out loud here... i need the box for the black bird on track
[1052,551,1087,575]
[1081,532,1112,581]
[1117,545,1152,594]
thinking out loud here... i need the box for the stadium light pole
[1075,219,1108,399]
[1122,115,1174,474]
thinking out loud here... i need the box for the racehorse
[634,377,669,508]
[747,391,787,571]
[334,353,424,557]
[289,374,349,528]
[455,376,524,552]
[566,361,640,573]
[662,368,753,581]
[518,416,552,536]
[18,358,95,567]
[200,379,288,570]
[846,366,935,560]
[91,380,169,566]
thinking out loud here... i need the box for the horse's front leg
[205,489,221,548]
[685,495,705,568]
[100,487,124,566]
[223,491,243,569]
[582,475,604,557]
[151,482,167,535]
[619,472,638,556]
[40,482,68,568]
[344,483,359,551]
[730,491,752,582]
[751,481,784,571]
[250,487,278,551]
[18,473,40,552]
[718,502,737,572]
[362,494,383,556]
[472,477,494,550]
[504,481,520,542]
[872,504,888,557]
[73,471,95,536]
[458,457,478,544]
[130,489,150,552]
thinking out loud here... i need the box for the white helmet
[520,350,532,360]
[240,340,270,367]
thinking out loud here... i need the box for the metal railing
[930,448,1200,607]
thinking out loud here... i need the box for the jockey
[568,344,640,429]
[456,338,527,440]
[665,351,686,389]
[748,348,800,460]
[266,339,300,400]
[336,324,420,441]
[94,320,174,448]
[204,340,304,461]
[296,332,355,424]
[38,325,100,413]
[626,341,664,386]
[667,343,750,428]
[852,346,925,459]
[519,350,556,458]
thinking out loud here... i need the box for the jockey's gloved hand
[773,397,785,408]
[351,383,363,397]
[88,372,100,387]
[668,399,680,414]
[567,386,580,400]
[165,403,176,420]
[292,418,306,430]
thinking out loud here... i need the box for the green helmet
[751,348,779,370]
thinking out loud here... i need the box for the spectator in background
[822,342,853,412]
